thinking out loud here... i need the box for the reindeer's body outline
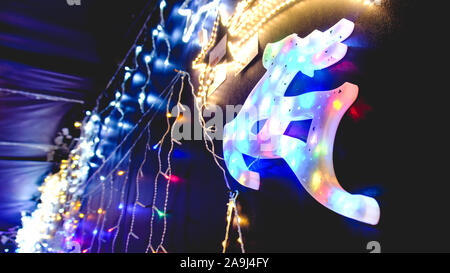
[223,19,380,225]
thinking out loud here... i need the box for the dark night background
[0,0,447,253]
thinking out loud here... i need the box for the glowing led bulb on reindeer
[222,19,380,225]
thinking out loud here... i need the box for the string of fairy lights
[13,0,178,253]
[9,0,383,253]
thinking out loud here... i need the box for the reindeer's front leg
[223,118,261,190]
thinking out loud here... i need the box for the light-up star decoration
[223,19,380,225]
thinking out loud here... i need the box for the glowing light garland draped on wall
[14,0,185,253]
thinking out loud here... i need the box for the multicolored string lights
[11,0,383,253]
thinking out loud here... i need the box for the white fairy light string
[51,5,165,251]
[177,69,246,252]
[110,155,132,252]
[92,2,159,115]
[83,83,173,252]
[222,191,245,252]
[80,73,181,200]
[96,176,114,252]
[146,83,177,253]
[124,126,150,252]
[13,0,174,252]
[86,74,182,253]
[87,179,105,252]
[154,74,187,253]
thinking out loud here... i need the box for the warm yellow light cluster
[221,192,246,253]
[192,14,221,100]
[221,198,235,252]
[16,150,89,252]
[192,0,299,101]
[357,0,381,6]
[16,162,70,251]
[223,0,254,28]
[47,159,85,223]
[228,0,297,47]
[191,0,253,101]
[228,0,301,74]
[192,13,221,70]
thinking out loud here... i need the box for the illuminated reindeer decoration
[223,19,380,225]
